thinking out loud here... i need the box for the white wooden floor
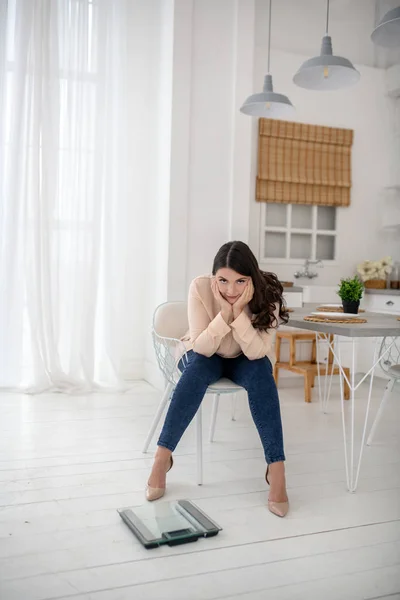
[0,377,399,600]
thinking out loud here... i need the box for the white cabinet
[305,292,400,378]
[280,289,398,379]
[356,293,400,378]
[283,291,302,308]
[362,293,400,315]
[301,285,338,304]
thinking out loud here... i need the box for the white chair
[142,301,244,484]
[367,336,400,445]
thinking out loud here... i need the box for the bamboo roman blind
[256,119,354,207]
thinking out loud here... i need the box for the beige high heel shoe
[145,456,174,502]
[266,465,289,518]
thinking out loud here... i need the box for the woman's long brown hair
[212,241,289,331]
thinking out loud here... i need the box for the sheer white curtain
[0,0,160,392]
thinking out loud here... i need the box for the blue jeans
[158,351,285,464]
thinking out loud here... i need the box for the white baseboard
[119,358,144,381]
[118,357,169,391]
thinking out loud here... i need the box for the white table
[287,307,400,492]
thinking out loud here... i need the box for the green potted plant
[337,276,364,314]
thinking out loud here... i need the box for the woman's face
[215,268,250,304]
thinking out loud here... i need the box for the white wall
[141,0,399,385]
[249,49,398,284]
[256,0,400,70]
[166,0,398,297]
[251,0,399,282]
[143,0,256,386]
[143,0,175,386]
[169,0,256,289]
[185,0,240,283]
[120,0,174,384]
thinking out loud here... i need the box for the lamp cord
[267,0,272,73]
[326,0,330,34]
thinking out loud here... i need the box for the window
[259,204,337,262]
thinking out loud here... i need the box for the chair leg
[142,382,174,453]
[209,394,220,442]
[275,334,282,363]
[311,337,317,364]
[196,405,203,485]
[289,336,296,367]
[343,368,350,400]
[273,364,279,386]
[231,393,238,421]
[366,378,395,446]
[327,334,334,367]
[304,372,312,403]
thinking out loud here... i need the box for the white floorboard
[0,377,399,600]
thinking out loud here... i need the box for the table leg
[316,332,323,411]
[337,340,350,490]
[326,335,337,410]
[332,336,386,492]
[316,332,334,414]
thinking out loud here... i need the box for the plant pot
[342,300,360,314]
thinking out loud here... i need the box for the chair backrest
[379,336,400,375]
[152,302,189,385]
[153,301,189,340]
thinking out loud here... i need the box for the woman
[147,241,290,517]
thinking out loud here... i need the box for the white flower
[381,256,392,268]
[357,256,392,281]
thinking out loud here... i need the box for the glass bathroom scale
[118,499,222,549]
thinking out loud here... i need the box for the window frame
[258,203,339,266]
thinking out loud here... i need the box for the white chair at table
[142,301,245,484]
[367,336,400,445]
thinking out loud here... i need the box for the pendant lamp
[240,0,294,118]
[293,0,360,91]
[371,6,400,48]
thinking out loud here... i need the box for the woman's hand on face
[232,279,254,319]
[211,277,233,323]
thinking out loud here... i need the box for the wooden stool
[273,329,350,403]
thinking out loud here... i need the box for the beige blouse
[182,275,278,361]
